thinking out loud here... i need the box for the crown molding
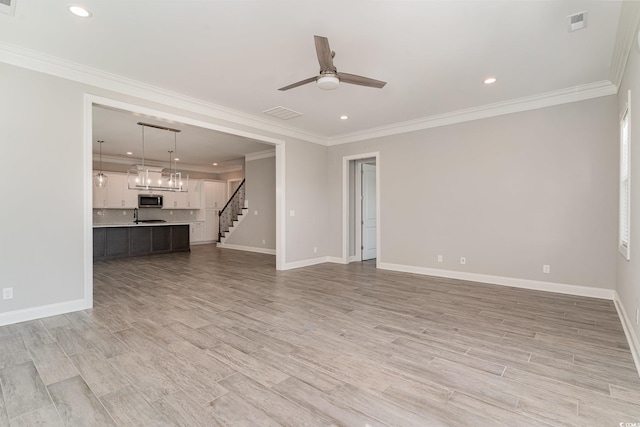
[0,41,620,149]
[94,154,243,174]
[609,1,640,89]
[245,149,276,162]
[326,80,617,146]
[0,41,327,146]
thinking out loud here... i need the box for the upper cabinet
[93,172,203,210]
[204,181,227,210]
[106,174,138,209]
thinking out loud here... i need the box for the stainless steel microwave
[138,194,163,208]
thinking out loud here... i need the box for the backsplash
[93,208,202,225]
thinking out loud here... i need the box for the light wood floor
[1,244,639,426]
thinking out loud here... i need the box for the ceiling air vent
[262,106,303,120]
[0,0,16,16]
[568,11,587,32]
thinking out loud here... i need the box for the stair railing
[218,179,246,242]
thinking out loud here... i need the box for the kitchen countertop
[93,222,191,228]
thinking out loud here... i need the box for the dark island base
[93,224,190,261]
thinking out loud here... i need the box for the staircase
[218,179,247,243]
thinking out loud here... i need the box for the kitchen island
[93,223,190,261]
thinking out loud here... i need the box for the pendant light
[93,140,108,188]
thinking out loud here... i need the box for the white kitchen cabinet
[204,181,227,209]
[105,173,138,209]
[93,182,108,208]
[190,221,204,243]
[187,180,201,209]
[204,209,219,242]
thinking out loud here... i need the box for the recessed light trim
[126,151,133,155]
[174,158,180,161]
[212,163,218,166]
[484,77,497,85]
[68,5,92,18]
[340,115,349,120]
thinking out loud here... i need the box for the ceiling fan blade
[278,76,317,91]
[314,35,336,72]
[338,72,387,89]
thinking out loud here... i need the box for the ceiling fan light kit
[317,73,340,90]
[278,35,386,91]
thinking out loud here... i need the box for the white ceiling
[0,1,625,145]
[92,106,271,172]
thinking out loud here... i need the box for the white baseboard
[284,256,330,270]
[613,292,640,377]
[327,256,348,264]
[377,262,616,300]
[349,255,360,262]
[0,298,91,327]
[216,243,276,255]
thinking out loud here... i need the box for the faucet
[133,208,139,224]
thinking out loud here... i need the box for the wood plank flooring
[1,244,639,426]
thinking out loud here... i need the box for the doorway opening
[342,152,380,265]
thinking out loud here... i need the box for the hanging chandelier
[93,140,108,188]
[127,122,189,192]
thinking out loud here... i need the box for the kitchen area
[92,105,268,261]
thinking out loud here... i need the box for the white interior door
[362,163,377,260]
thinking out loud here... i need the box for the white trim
[246,149,276,162]
[609,2,640,89]
[83,95,94,312]
[216,243,276,255]
[283,257,329,270]
[327,81,617,146]
[276,143,285,270]
[613,292,640,377]
[342,152,380,266]
[0,41,326,145]
[377,262,616,300]
[0,299,91,327]
[328,256,349,264]
[348,255,359,263]
[0,42,620,147]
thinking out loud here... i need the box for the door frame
[354,159,377,262]
[342,152,380,266]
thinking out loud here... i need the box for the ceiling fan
[278,35,387,91]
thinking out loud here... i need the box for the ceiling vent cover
[0,0,16,16]
[568,11,587,32]
[263,106,303,120]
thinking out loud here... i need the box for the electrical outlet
[3,288,13,300]
[170,211,173,215]
[190,211,193,215]
[254,210,258,215]
[636,308,639,325]
[314,247,318,253]
[290,210,295,217]
[122,211,127,216]
[460,257,466,265]
[543,264,551,274]
[437,255,443,263]
[262,239,266,245]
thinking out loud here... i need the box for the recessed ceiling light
[340,115,349,120]
[484,77,497,85]
[68,6,92,18]
[212,163,218,166]
[174,158,180,161]
[126,152,133,155]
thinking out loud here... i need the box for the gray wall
[616,24,640,348]
[328,96,619,289]
[224,156,276,249]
